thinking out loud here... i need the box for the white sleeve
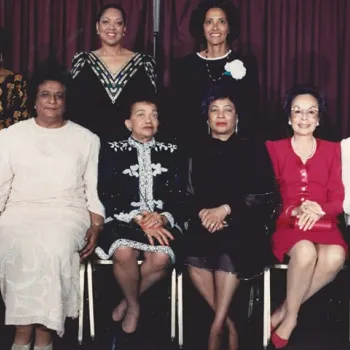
[0,129,14,213]
[84,134,105,218]
[341,138,350,215]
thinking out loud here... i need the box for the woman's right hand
[199,207,227,233]
[143,227,174,246]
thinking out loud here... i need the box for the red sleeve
[322,142,344,217]
[265,140,295,219]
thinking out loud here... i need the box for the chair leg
[263,267,271,348]
[87,261,95,340]
[177,272,184,348]
[171,268,176,341]
[78,262,86,344]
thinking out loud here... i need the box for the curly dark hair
[27,59,72,118]
[189,0,240,44]
[96,3,127,24]
[201,81,241,120]
[283,84,327,121]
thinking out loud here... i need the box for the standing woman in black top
[70,4,157,139]
[173,0,259,152]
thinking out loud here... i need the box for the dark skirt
[184,216,272,280]
[95,220,183,265]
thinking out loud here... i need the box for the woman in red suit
[266,85,347,349]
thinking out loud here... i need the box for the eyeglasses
[290,106,319,119]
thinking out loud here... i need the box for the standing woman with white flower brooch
[185,82,278,350]
[172,0,260,153]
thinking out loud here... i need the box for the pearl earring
[288,120,292,125]
[235,116,239,134]
[207,120,210,135]
[97,30,100,35]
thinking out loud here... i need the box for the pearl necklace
[205,49,230,82]
[291,137,317,161]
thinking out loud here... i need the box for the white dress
[0,118,105,336]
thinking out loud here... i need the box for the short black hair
[28,59,72,118]
[189,0,240,44]
[96,3,127,24]
[201,81,241,120]
[125,95,159,120]
[283,84,327,120]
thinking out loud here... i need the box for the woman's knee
[15,325,34,334]
[317,245,346,273]
[148,252,170,270]
[113,247,138,265]
[289,240,317,268]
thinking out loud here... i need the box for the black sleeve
[161,149,189,230]
[240,140,282,230]
[240,52,260,135]
[97,142,122,220]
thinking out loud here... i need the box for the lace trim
[114,210,140,223]
[161,212,175,228]
[95,238,175,263]
[184,262,264,281]
[5,315,72,337]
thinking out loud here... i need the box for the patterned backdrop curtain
[1,0,350,137]
[0,0,154,75]
[160,0,350,139]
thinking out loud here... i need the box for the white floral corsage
[224,59,247,80]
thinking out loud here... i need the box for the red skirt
[272,221,348,262]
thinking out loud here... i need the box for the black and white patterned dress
[70,52,157,139]
[95,137,186,263]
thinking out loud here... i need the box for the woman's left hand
[201,206,227,233]
[140,211,165,229]
[80,226,101,260]
[301,200,325,216]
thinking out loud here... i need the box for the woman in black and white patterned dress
[95,98,186,334]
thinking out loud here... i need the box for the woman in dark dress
[95,97,186,334]
[70,4,157,139]
[173,0,259,151]
[185,83,277,350]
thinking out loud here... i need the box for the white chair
[78,259,184,347]
[262,264,287,348]
[263,263,350,348]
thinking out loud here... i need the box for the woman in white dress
[0,62,105,350]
